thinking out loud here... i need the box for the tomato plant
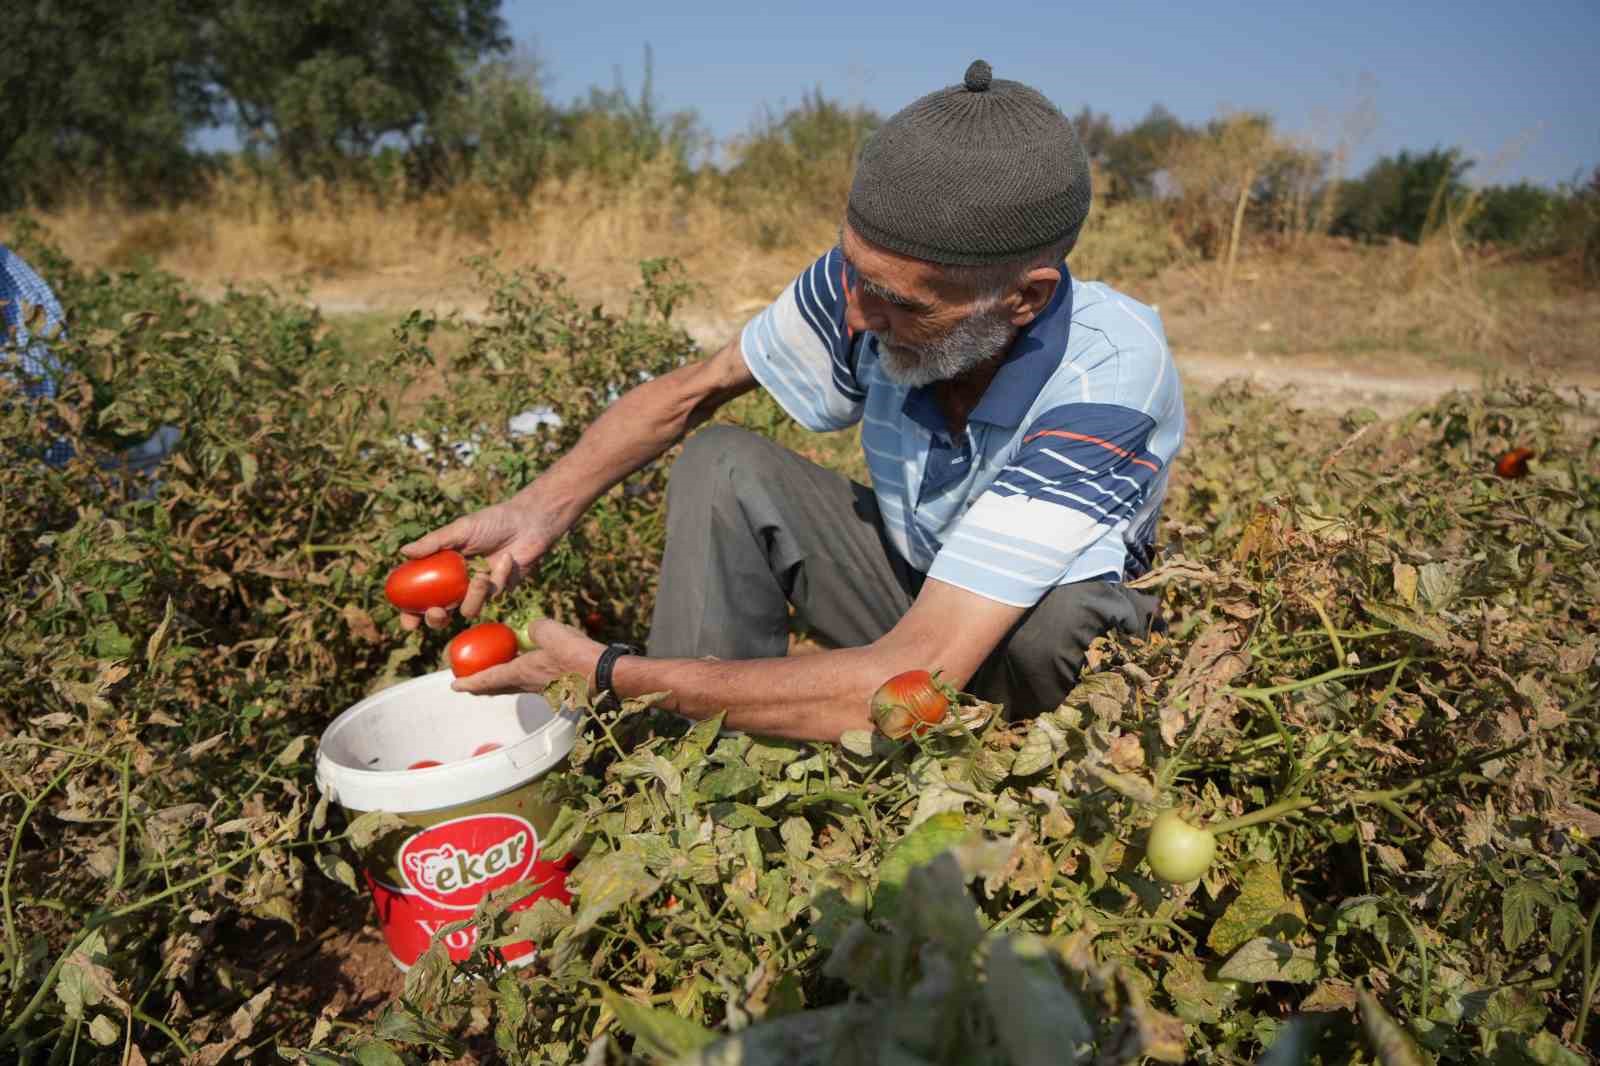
[870,669,951,738]
[448,621,520,678]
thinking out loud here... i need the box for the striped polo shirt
[740,246,1184,608]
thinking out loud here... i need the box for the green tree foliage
[0,0,218,209]
[207,0,511,179]
[1331,147,1473,243]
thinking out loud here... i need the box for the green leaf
[1207,863,1306,955]
[352,1040,408,1066]
[1501,879,1553,953]
[1217,937,1318,984]
[983,937,1092,1064]
[699,764,761,800]
[570,850,662,935]
[602,988,716,1059]
[872,812,970,921]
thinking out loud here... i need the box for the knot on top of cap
[963,59,992,92]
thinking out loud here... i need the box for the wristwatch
[593,642,640,712]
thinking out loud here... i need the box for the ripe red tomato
[870,669,950,739]
[1494,447,1535,479]
[448,622,519,678]
[472,742,502,756]
[384,550,469,612]
[408,759,443,770]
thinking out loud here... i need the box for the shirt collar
[898,268,1074,436]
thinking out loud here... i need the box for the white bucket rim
[315,669,580,814]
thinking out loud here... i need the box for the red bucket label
[367,812,572,967]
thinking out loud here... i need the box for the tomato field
[3,228,1598,1064]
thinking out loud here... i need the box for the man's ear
[1006,267,1061,327]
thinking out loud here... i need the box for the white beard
[875,304,1016,387]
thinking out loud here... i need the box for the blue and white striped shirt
[2,244,72,465]
[741,247,1184,608]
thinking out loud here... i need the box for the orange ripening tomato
[408,759,443,770]
[1494,447,1535,479]
[472,742,503,756]
[870,669,950,739]
[384,550,469,612]
[448,622,520,678]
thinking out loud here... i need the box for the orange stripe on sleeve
[1022,428,1161,472]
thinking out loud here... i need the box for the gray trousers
[647,425,1158,718]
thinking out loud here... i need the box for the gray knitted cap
[847,59,1091,266]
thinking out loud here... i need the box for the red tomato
[870,669,950,739]
[1494,447,1535,479]
[384,550,469,612]
[472,742,503,756]
[448,622,519,678]
[407,759,443,770]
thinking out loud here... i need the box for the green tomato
[1146,808,1217,883]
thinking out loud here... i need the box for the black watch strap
[593,642,640,710]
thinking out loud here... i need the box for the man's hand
[450,618,605,696]
[399,498,565,631]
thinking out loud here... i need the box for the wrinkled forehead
[839,223,972,306]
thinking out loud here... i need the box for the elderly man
[403,61,1184,741]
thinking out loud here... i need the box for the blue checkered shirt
[1,244,72,464]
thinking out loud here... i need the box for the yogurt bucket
[315,669,580,970]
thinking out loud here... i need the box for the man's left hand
[449,618,604,696]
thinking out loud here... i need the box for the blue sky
[506,0,1598,187]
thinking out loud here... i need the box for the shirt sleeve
[1,245,69,401]
[739,247,865,432]
[926,402,1165,606]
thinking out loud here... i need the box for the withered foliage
[2,236,1596,1064]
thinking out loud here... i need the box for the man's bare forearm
[513,338,753,527]
[609,644,900,741]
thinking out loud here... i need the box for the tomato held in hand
[1494,447,1535,479]
[448,622,520,678]
[870,669,951,739]
[385,550,469,612]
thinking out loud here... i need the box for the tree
[1331,147,1473,243]
[1,0,219,208]
[206,0,512,179]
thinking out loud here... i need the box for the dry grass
[22,159,831,317]
[1141,236,1599,378]
[10,166,1595,386]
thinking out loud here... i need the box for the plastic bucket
[315,670,580,970]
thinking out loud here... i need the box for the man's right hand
[397,498,564,630]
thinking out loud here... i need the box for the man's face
[839,225,1017,387]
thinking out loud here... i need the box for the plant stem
[1232,658,1409,701]
[1575,893,1600,1049]
[4,758,83,1017]
[1309,596,1346,665]
[1208,782,1424,836]
[112,752,131,894]
[131,1007,193,1059]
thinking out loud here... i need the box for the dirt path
[307,289,1600,420]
